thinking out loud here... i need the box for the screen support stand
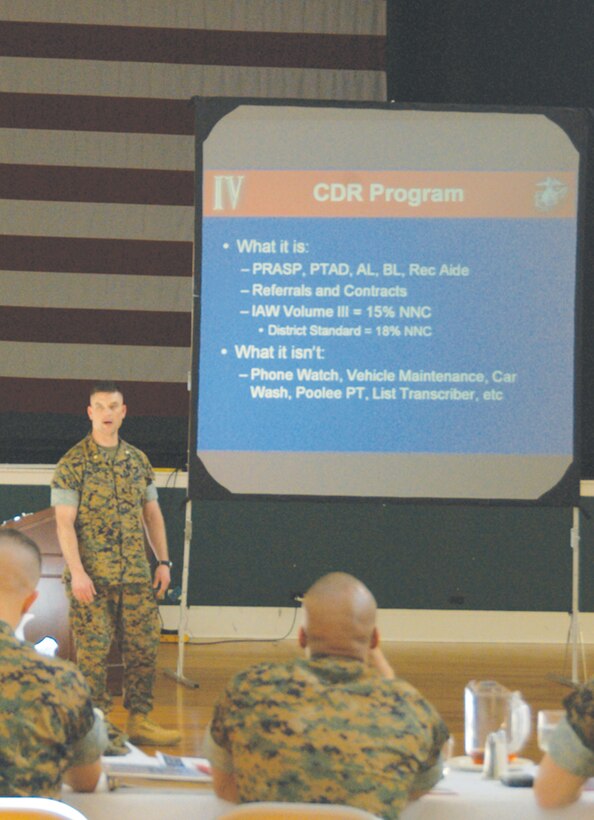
[568,506,587,684]
[164,498,200,689]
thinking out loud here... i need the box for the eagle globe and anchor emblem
[534,177,568,211]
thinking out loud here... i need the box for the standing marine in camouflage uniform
[51,381,180,752]
[204,572,449,819]
[0,529,106,796]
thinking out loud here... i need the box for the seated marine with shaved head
[0,529,107,797]
[204,572,449,819]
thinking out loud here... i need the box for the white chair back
[0,797,89,819]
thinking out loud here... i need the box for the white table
[401,768,594,819]
[65,785,234,820]
[64,770,594,820]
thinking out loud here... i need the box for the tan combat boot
[127,712,181,746]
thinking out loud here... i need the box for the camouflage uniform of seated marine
[0,621,97,797]
[51,434,161,717]
[206,655,449,820]
[563,679,594,753]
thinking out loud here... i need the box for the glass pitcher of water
[464,680,531,764]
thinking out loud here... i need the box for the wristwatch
[157,560,173,568]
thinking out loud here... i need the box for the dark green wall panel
[189,500,576,611]
[0,413,187,468]
[2,485,588,613]
[0,486,50,524]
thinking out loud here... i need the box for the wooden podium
[1,507,123,692]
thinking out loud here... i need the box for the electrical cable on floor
[161,606,299,647]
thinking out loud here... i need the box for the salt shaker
[494,729,509,778]
[482,730,509,779]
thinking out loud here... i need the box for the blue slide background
[197,216,576,456]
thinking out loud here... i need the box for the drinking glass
[537,709,564,753]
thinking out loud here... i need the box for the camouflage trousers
[67,582,160,715]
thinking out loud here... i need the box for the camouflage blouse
[0,621,96,797]
[208,654,449,819]
[51,434,155,585]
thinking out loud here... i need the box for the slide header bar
[204,170,576,219]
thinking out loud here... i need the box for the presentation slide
[191,103,581,501]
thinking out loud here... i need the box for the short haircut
[90,381,123,400]
[0,528,42,572]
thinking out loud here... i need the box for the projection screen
[189,100,586,503]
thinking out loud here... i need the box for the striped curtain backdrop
[0,0,387,465]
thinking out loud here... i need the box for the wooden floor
[110,637,592,764]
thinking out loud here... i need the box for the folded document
[103,749,212,784]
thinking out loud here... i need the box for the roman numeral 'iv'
[212,175,245,210]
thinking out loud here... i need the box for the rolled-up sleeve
[549,716,594,779]
[410,758,444,793]
[144,481,158,503]
[71,709,108,766]
[51,487,80,507]
[203,724,234,774]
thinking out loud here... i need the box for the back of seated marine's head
[0,529,41,593]
[300,572,378,661]
[0,529,42,628]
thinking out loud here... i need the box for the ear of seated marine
[204,572,449,820]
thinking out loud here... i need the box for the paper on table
[156,752,213,779]
[102,746,212,784]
